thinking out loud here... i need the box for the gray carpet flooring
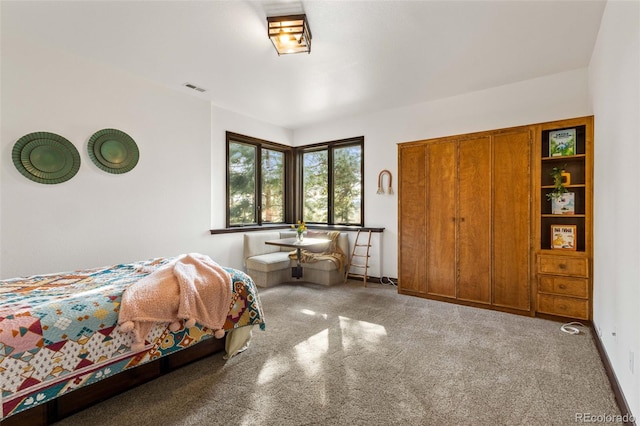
[55,281,621,425]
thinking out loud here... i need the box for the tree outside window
[228,141,256,225]
[333,144,362,224]
[302,150,328,223]
[226,133,363,228]
[227,133,288,227]
[301,138,364,226]
[262,149,285,223]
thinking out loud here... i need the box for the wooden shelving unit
[534,116,593,320]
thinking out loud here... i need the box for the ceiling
[2,1,606,130]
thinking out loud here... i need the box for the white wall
[294,68,592,279]
[589,0,640,418]
[0,34,215,278]
[0,30,299,278]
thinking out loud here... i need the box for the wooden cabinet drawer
[537,255,589,277]
[538,276,588,298]
[537,294,588,320]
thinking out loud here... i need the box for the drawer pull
[558,264,567,270]
[559,284,567,290]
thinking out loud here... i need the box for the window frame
[225,132,294,228]
[298,136,365,226]
[225,132,364,229]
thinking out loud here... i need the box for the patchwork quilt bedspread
[0,256,265,420]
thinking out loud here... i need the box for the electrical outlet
[630,352,635,374]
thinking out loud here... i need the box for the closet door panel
[398,145,428,294]
[425,142,456,298]
[457,137,492,304]
[492,130,531,311]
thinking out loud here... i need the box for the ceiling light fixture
[267,14,312,55]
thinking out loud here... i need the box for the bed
[0,255,265,425]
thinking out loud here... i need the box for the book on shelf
[551,224,576,250]
[549,128,576,157]
[551,192,575,215]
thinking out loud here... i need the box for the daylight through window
[301,137,364,226]
[226,133,363,228]
[227,133,289,227]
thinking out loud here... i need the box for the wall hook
[377,169,393,194]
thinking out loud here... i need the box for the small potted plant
[546,165,568,201]
[547,165,574,215]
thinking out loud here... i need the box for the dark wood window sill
[210,225,384,235]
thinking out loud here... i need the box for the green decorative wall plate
[88,129,139,174]
[12,132,81,184]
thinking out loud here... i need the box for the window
[226,132,290,227]
[225,133,363,229]
[302,149,328,222]
[301,137,364,226]
[261,149,285,223]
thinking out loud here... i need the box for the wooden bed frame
[1,337,225,426]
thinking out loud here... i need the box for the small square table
[265,237,331,279]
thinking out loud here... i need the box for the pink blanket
[118,253,232,351]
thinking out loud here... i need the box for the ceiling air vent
[183,83,207,93]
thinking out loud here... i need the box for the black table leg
[291,247,303,279]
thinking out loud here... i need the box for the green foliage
[303,151,329,222]
[229,143,286,225]
[229,138,362,227]
[333,146,362,224]
[228,142,256,225]
[262,149,284,223]
[302,145,362,224]
[546,164,568,201]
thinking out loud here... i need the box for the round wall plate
[12,132,80,184]
[88,128,139,174]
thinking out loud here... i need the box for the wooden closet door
[398,145,428,295]
[425,141,456,298]
[457,137,492,303]
[492,130,531,311]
